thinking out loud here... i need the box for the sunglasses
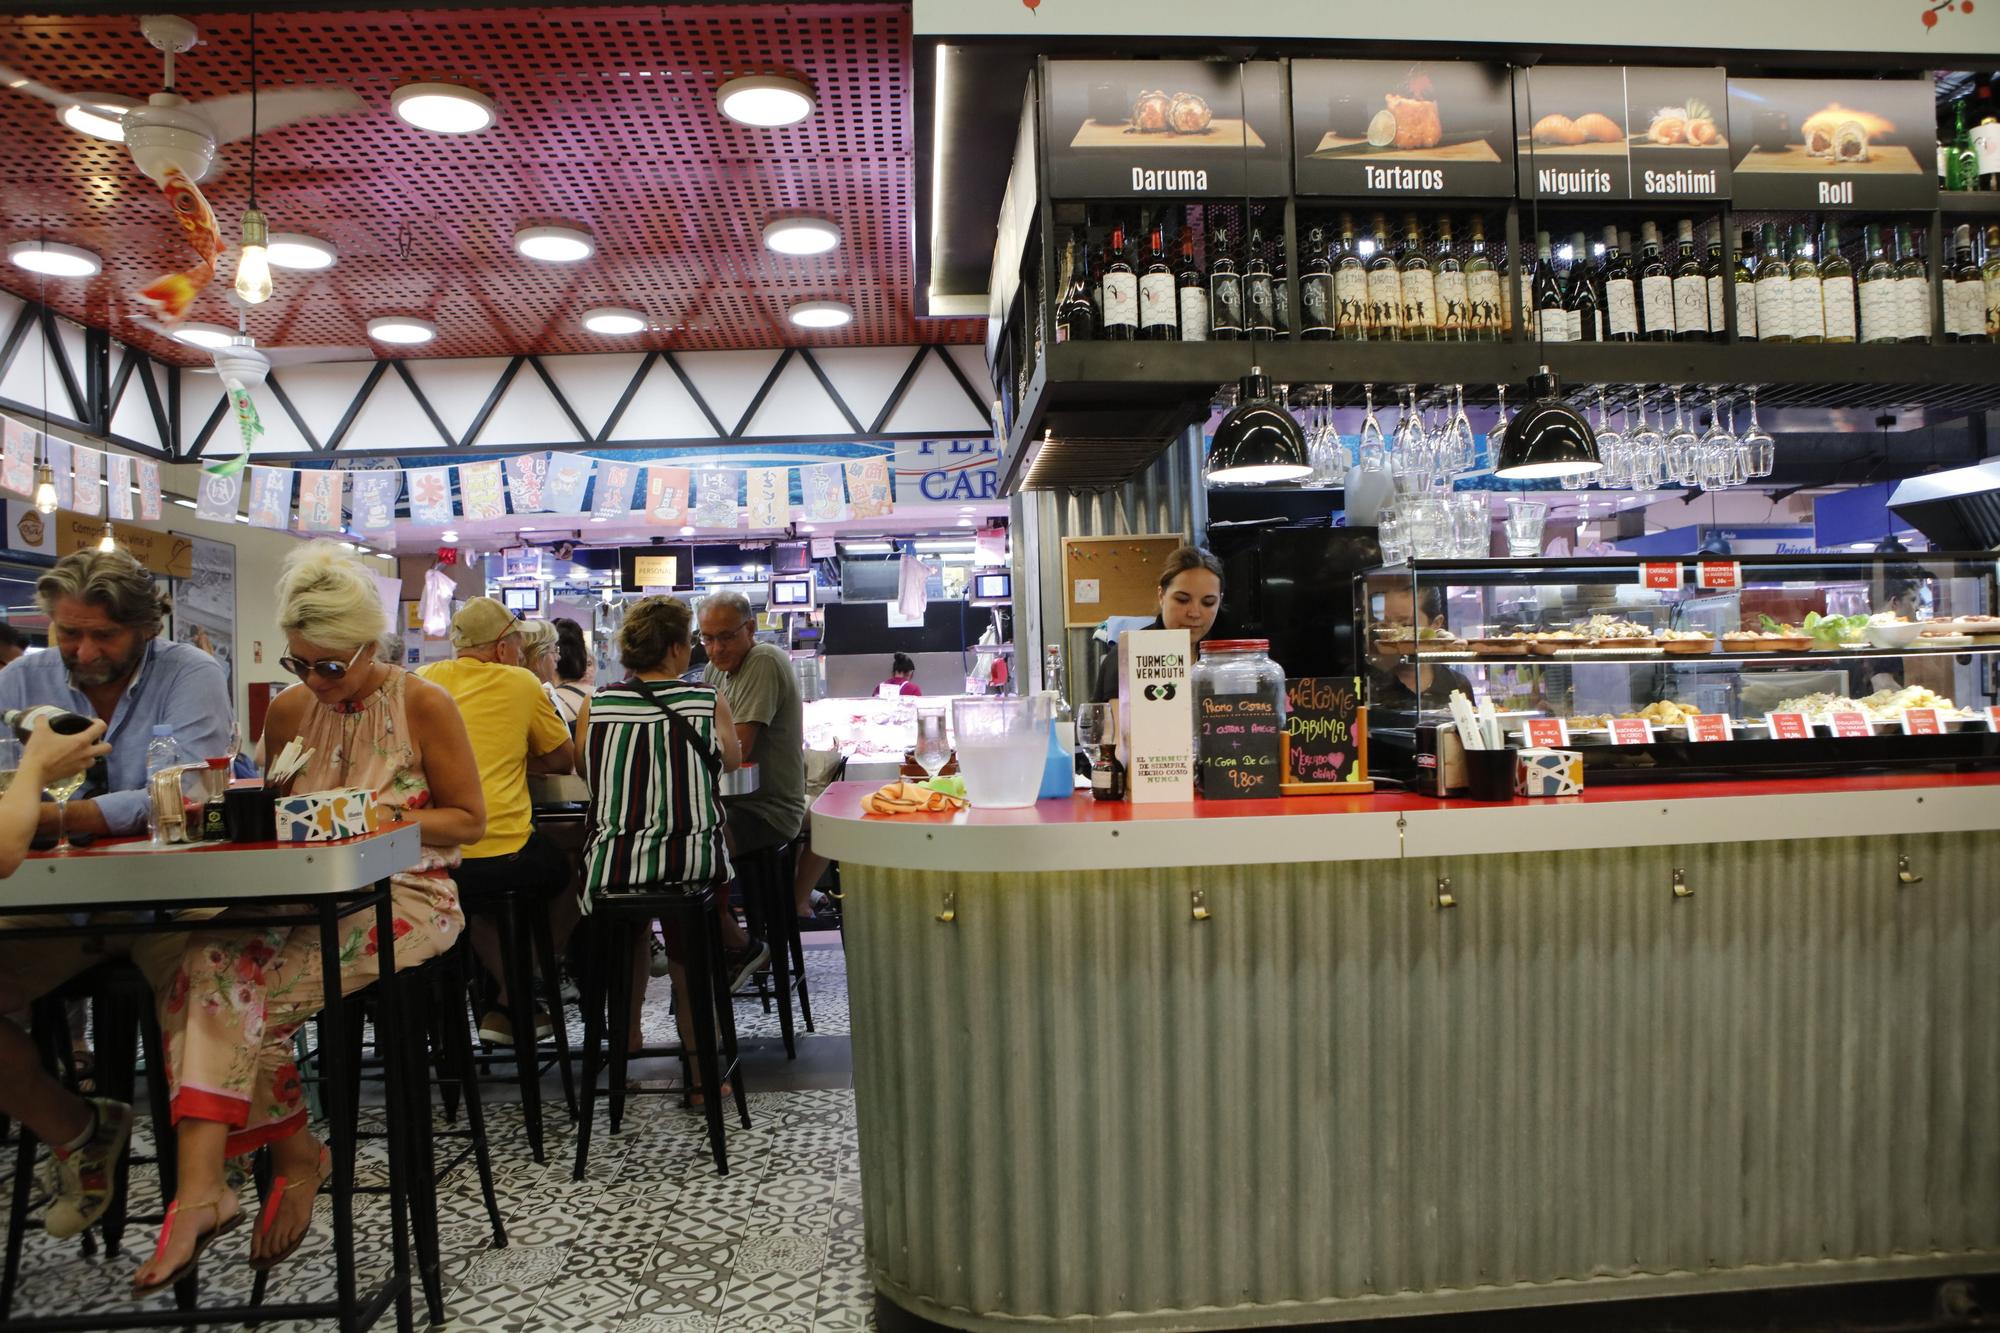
[280,642,369,681]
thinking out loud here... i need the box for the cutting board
[1736,144,1921,175]
[1312,132,1500,162]
[1069,118,1266,150]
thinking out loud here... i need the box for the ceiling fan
[188,299,371,391]
[0,14,362,185]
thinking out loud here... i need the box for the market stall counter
[814,776,2000,1331]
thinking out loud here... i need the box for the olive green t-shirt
[705,641,806,841]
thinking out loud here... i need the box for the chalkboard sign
[1284,678,1364,785]
[1197,692,1283,799]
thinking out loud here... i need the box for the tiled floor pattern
[3,941,873,1332]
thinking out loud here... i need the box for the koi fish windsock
[135,166,221,325]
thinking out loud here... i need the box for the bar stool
[573,881,749,1180]
[3,962,185,1318]
[460,883,576,1164]
[735,840,813,1057]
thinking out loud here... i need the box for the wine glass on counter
[45,769,84,853]
[913,706,951,784]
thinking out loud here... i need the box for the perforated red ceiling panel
[0,6,974,366]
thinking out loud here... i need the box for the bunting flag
[349,470,401,530]
[45,439,72,510]
[692,469,740,528]
[745,467,789,529]
[544,453,593,513]
[644,465,689,524]
[844,456,894,520]
[0,418,34,498]
[459,461,506,521]
[107,454,133,521]
[297,470,344,532]
[594,461,636,518]
[504,453,548,512]
[137,458,161,521]
[70,447,102,517]
[407,466,454,525]
[195,467,241,523]
[246,466,293,529]
[802,462,846,522]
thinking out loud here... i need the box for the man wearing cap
[417,597,575,1045]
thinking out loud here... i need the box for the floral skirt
[160,871,462,1157]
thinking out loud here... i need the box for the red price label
[1901,708,1943,736]
[1828,711,1873,738]
[1697,561,1742,591]
[1523,718,1570,749]
[1988,706,2000,733]
[1765,711,1812,740]
[1608,717,1655,746]
[1641,561,1683,591]
[1687,714,1732,742]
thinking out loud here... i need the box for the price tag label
[1697,561,1742,591]
[1608,717,1656,746]
[1988,705,2000,733]
[1641,561,1683,591]
[1523,717,1570,749]
[1687,713,1732,742]
[1901,708,1944,736]
[1828,711,1873,738]
[1765,711,1812,740]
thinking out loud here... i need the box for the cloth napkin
[861,781,967,816]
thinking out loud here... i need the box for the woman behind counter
[1366,584,1475,710]
[1091,545,1224,703]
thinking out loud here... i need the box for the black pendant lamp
[1494,366,1603,480]
[1204,367,1313,486]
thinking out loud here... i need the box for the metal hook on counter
[936,890,956,924]
[1434,876,1456,910]
[1190,888,1211,922]
[1672,868,1693,899]
[1897,856,1923,886]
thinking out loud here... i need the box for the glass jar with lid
[1191,639,1287,765]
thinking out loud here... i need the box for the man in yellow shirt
[418,598,575,1046]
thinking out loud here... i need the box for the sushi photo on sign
[1623,66,1731,201]
[1292,60,1515,198]
[1513,65,1632,200]
[1043,60,1287,199]
[1725,76,1937,210]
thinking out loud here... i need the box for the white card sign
[1119,627,1193,803]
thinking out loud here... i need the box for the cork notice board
[1061,535,1186,628]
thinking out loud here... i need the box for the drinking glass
[1450,493,1489,558]
[1375,506,1407,565]
[46,770,84,853]
[1403,497,1449,559]
[1741,388,1776,479]
[1077,701,1117,755]
[913,707,950,782]
[1503,498,1547,558]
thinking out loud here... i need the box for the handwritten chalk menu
[1285,677,1363,784]
[1198,693,1283,799]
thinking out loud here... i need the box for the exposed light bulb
[33,465,58,516]
[234,207,273,305]
[96,523,117,553]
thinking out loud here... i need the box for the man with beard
[0,548,234,1245]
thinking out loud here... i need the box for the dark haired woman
[883,652,922,696]
[1091,545,1225,703]
[552,617,593,735]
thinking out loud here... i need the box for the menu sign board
[1119,628,1194,803]
[1725,76,1937,210]
[1292,60,1515,197]
[1625,67,1732,201]
[1044,60,1288,199]
[1515,66,1632,200]
[1197,692,1283,799]
[1284,677,1363,784]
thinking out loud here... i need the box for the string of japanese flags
[0,416,165,522]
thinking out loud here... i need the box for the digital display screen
[619,544,696,591]
[770,577,813,607]
[771,541,810,573]
[502,586,541,613]
[973,572,1012,601]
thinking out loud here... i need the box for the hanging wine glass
[1629,389,1668,492]
[1666,385,1701,488]
[1447,384,1475,477]
[1593,389,1629,490]
[1697,390,1735,490]
[1724,395,1751,488]
[1345,383,1396,524]
[1741,386,1776,478]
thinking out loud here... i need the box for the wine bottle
[1787,223,1824,345]
[1732,226,1759,342]
[1464,217,1500,342]
[1057,234,1095,343]
[1398,214,1436,341]
[1366,213,1402,341]
[1532,230,1568,342]
[1244,227,1277,341]
[1434,216,1468,342]
[1602,225,1638,342]
[1176,228,1209,343]
[1333,214,1370,341]
[1983,224,2000,340]
[1895,223,1929,344]
[1946,99,1976,192]
[1564,230,1602,342]
[1139,220,1177,341]
[1300,224,1335,341]
[1820,220,1856,344]
[1671,218,1709,341]
[1947,223,1987,342]
[1100,223,1138,341]
[1638,221,1674,341]
[1755,222,1792,345]
[1859,222,1898,345]
[1208,225,1244,341]
[1,706,95,740]
[1703,228,1726,338]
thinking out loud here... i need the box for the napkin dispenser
[1514,748,1585,798]
[274,787,379,843]
[1412,723,1468,797]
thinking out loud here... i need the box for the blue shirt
[0,639,235,836]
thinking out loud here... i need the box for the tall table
[4,824,423,1333]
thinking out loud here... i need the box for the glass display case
[1357,553,2000,785]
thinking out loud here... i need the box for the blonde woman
[516,618,577,729]
[133,543,485,1292]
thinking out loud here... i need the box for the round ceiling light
[717,74,815,127]
[582,306,646,335]
[265,233,337,270]
[514,225,594,263]
[762,215,841,256]
[391,82,497,134]
[171,322,238,350]
[7,239,101,278]
[787,300,853,329]
[367,315,439,346]
[58,95,137,142]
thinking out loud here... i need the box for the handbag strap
[629,678,722,779]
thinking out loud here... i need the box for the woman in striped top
[581,596,741,1058]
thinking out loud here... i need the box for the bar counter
[814,774,2000,1331]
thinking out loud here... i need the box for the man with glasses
[418,597,576,1045]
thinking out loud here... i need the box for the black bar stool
[460,883,576,1164]
[735,840,814,1057]
[573,882,749,1180]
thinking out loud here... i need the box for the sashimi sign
[895,439,1001,504]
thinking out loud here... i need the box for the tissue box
[1514,748,1584,798]
[274,788,379,842]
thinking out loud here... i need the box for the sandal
[251,1145,332,1272]
[131,1194,243,1296]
